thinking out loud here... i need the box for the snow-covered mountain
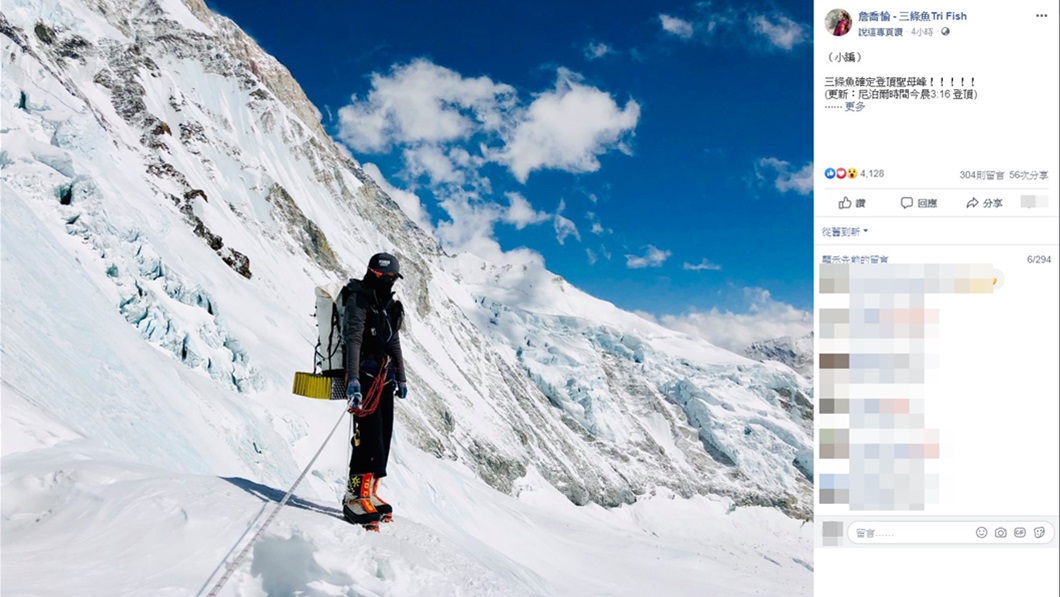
[744,332,815,381]
[1,0,813,594]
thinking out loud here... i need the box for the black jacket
[343,279,406,384]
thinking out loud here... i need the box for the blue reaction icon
[825,167,837,179]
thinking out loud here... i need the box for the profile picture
[825,9,852,37]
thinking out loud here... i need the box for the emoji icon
[848,168,859,179]
[836,168,847,179]
[976,527,988,539]
[825,168,836,179]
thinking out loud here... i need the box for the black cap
[368,252,403,278]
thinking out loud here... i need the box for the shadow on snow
[222,476,343,519]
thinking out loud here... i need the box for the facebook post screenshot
[3,1,814,595]
[815,3,1059,596]
[1,0,1056,596]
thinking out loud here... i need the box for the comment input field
[847,521,1056,545]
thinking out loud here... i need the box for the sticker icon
[836,167,847,179]
[825,167,836,179]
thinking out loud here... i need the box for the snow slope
[1,0,813,594]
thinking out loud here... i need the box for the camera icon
[995,527,1007,538]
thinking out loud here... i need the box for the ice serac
[745,332,815,381]
[0,0,812,517]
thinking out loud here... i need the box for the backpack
[313,283,346,376]
[296,279,403,400]
[313,279,404,376]
[291,282,346,400]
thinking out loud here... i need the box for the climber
[341,252,409,529]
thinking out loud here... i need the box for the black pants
[349,372,395,478]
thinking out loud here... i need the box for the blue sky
[205,0,814,349]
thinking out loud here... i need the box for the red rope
[350,357,390,417]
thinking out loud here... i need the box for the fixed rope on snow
[201,406,348,597]
[202,357,390,595]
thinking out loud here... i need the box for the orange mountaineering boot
[342,473,382,531]
[371,476,393,523]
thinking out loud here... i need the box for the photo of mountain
[1,1,814,594]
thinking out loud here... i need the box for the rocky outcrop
[265,183,342,274]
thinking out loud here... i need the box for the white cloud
[660,4,807,51]
[402,145,464,185]
[336,59,515,153]
[633,309,659,323]
[586,210,610,236]
[434,189,574,265]
[361,163,432,231]
[625,245,670,268]
[336,99,390,153]
[755,157,813,195]
[659,287,811,352]
[683,258,722,271]
[433,195,505,257]
[554,215,579,245]
[338,60,640,265]
[751,14,807,50]
[339,60,635,186]
[703,12,737,36]
[586,248,598,264]
[502,192,550,229]
[584,41,613,60]
[659,14,695,39]
[552,199,581,245]
[501,69,640,182]
[339,61,639,185]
